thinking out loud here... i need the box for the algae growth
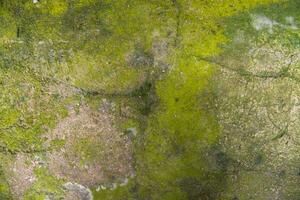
[0,0,299,199]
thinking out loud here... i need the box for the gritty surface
[46,104,133,186]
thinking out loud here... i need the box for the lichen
[0,0,298,199]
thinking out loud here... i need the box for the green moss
[0,68,69,153]
[0,0,294,199]
[24,167,64,200]
[120,119,139,130]
[73,137,103,164]
[49,139,66,150]
[217,1,300,199]
[70,53,147,94]
[135,0,281,199]
[85,95,103,111]
[221,171,280,200]
[0,167,12,200]
[223,0,300,44]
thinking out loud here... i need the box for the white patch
[251,14,298,33]
[111,183,117,190]
[63,182,93,200]
[119,178,129,187]
[285,16,298,30]
[33,0,39,4]
[251,14,278,33]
